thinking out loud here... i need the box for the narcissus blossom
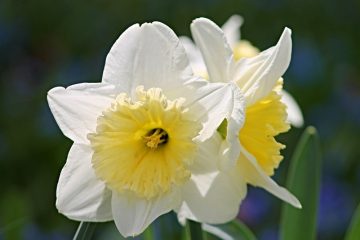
[180,15,304,127]
[177,18,301,223]
[48,22,245,236]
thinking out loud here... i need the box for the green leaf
[143,225,154,240]
[345,202,360,240]
[203,219,256,240]
[73,222,97,240]
[185,220,206,240]
[217,119,228,139]
[0,190,29,240]
[280,126,321,240]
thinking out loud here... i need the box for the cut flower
[48,21,245,237]
[177,17,302,223]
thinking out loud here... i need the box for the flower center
[143,128,169,149]
[88,86,201,199]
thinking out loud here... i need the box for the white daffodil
[47,22,246,237]
[180,15,304,127]
[177,18,302,223]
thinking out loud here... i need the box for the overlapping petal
[112,190,180,237]
[102,24,141,93]
[191,18,292,108]
[233,28,292,106]
[281,90,304,127]
[184,81,244,145]
[219,83,245,168]
[183,16,303,128]
[177,135,247,224]
[56,144,113,221]
[47,83,115,144]
[221,15,243,49]
[191,18,234,83]
[239,147,301,208]
[103,22,193,98]
[179,36,207,77]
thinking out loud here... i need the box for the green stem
[73,222,97,240]
[143,225,154,240]
[186,220,205,240]
[345,203,360,240]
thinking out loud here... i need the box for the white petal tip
[291,198,302,209]
[191,17,217,28]
[279,27,292,44]
[191,17,208,23]
[275,28,292,49]
[284,27,292,34]
[292,119,304,128]
[228,14,244,25]
[284,190,302,209]
[140,22,155,29]
[148,21,165,28]
[47,86,64,98]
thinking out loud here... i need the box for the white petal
[234,28,292,106]
[221,15,244,49]
[281,90,304,127]
[47,83,115,144]
[184,81,245,143]
[101,24,140,92]
[102,22,192,96]
[191,18,234,83]
[238,146,301,208]
[202,223,234,240]
[112,190,180,237]
[176,136,247,224]
[219,84,245,169]
[56,143,112,221]
[179,36,207,77]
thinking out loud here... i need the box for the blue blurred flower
[289,39,323,85]
[318,177,355,237]
[23,224,69,240]
[239,188,273,226]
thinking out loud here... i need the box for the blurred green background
[0,0,359,239]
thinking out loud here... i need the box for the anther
[143,128,169,149]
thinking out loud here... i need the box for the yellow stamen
[143,128,168,149]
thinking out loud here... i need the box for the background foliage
[0,0,359,239]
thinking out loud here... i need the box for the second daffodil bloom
[180,15,304,127]
[177,18,302,223]
[47,22,246,237]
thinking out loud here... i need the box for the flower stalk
[186,220,206,240]
[73,222,96,240]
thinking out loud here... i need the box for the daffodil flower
[180,15,304,127]
[47,22,246,237]
[177,18,301,223]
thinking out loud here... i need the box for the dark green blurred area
[0,0,359,239]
